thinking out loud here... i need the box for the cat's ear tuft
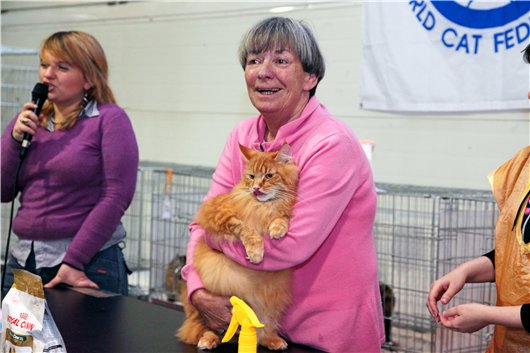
[276,143,292,164]
[239,144,255,161]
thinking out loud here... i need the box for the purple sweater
[182,97,385,352]
[1,103,138,270]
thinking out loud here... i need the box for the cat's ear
[275,143,292,164]
[239,144,255,161]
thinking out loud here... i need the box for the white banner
[360,1,530,112]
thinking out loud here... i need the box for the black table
[45,287,323,353]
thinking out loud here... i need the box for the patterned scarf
[521,199,530,244]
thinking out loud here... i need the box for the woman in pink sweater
[181,17,384,352]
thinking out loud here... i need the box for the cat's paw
[243,236,264,263]
[246,246,264,264]
[269,219,288,239]
[260,335,289,351]
[197,331,220,350]
[245,243,264,263]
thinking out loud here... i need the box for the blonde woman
[1,31,138,295]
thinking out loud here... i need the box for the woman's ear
[83,78,93,91]
[304,73,318,92]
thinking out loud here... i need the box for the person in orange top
[426,45,530,352]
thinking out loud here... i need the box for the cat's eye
[248,174,255,180]
[265,173,274,179]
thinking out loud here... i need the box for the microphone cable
[1,158,24,299]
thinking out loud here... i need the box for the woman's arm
[441,304,524,333]
[427,255,495,322]
[1,117,23,202]
[210,133,368,271]
[63,107,139,270]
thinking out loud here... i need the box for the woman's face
[39,51,91,108]
[244,48,317,122]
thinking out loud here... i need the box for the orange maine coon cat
[177,143,298,351]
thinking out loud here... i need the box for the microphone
[20,82,48,160]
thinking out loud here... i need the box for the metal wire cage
[121,164,213,299]
[0,112,499,352]
[375,183,497,353]
[122,170,498,352]
[1,163,499,352]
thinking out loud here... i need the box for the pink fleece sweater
[182,97,384,352]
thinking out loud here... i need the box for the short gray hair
[238,17,325,97]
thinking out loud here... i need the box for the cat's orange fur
[177,143,298,351]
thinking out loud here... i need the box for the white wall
[2,1,529,190]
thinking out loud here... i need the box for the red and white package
[1,269,66,352]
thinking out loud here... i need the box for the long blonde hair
[40,31,115,129]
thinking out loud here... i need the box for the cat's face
[240,144,298,202]
[244,158,284,202]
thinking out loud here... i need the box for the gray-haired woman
[181,17,385,352]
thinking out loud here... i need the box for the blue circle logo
[431,0,530,29]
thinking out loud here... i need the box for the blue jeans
[2,243,129,297]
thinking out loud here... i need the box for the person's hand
[191,288,232,334]
[426,268,466,322]
[439,303,491,333]
[44,263,99,289]
[12,103,40,142]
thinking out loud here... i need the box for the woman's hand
[439,303,491,333]
[427,268,466,322]
[442,304,523,333]
[12,102,40,142]
[44,263,99,289]
[191,288,232,334]
[427,256,494,322]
